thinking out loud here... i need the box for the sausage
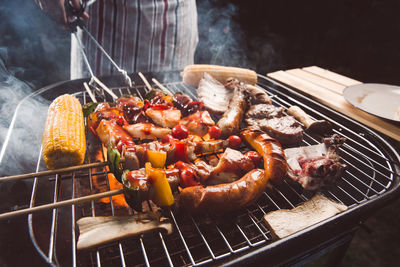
[244,84,272,105]
[217,81,247,138]
[178,169,265,214]
[240,128,287,184]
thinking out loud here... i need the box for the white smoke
[0,57,49,176]
[195,0,251,68]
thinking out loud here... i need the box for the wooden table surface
[267,66,400,142]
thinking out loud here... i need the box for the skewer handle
[138,72,153,91]
[0,162,108,182]
[152,78,173,96]
[92,76,118,100]
[84,82,97,103]
[0,189,124,220]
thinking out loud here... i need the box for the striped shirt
[70,0,198,79]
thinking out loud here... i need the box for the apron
[70,0,198,79]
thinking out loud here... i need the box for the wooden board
[267,66,400,142]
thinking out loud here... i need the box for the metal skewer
[81,26,133,88]
[152,78,173,96]
[0,189,124,220]
[138,72,153,91]
[73,32,118,100]
[0,161,119,182]
[83,82,97,102]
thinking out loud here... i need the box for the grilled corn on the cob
[181,64,257,87]
[42,94,86,169]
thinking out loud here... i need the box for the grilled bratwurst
[178,169,265,214]
[217,79,248,138]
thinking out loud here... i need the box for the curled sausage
[240,128,287,184]
[178,169,265,214]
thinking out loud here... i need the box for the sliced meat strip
[246,104,284,119]
[123,123,171,140]
[246,116,303,146]
[197,72,234,115]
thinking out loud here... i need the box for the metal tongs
[65,0,133,100]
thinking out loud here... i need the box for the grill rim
[2,71,399,266]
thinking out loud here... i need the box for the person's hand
[35,0,89,29]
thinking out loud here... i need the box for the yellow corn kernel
[42,94,86,169]
[181,64,257,87]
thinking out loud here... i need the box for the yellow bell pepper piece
[161,95,173,103]
[145,162,174,207]
[146,150,167,168]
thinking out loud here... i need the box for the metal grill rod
[276,101,394,195]
[71,171,77,267]
[90,79,396,267]
[164,81,265,261]
[28,146,57,267]
[23,77,399,267]
[126,79,178,267]
[300,138,386,197]
[48,174,60,263]
[260,75,400,165]
[270,92,396,179]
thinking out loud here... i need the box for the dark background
[0,0,399,266]
[1,0,400,88]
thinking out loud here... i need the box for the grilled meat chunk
[116,96,145,123]
[145,108,181,128]
[246,116,303,146]
[197,73,235,115]
[245,103,303,146]
[246,104,284,119]
[198,148,255,185]
[96,119,132,147]
[180,111,215,136]
[123,123,171,140]
[284,134,346,190]
[173,94,204,117]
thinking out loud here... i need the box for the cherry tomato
[175,161,199,188]
[228,135,242,149]
[161,134,175,144]
[116,116,128,126]
[245,151,262,166]
[172,124,189,140]
[117,138,135,153]
[208,126,222,139]
[150,104,170,110]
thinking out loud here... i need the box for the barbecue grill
[1,71,399,267]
